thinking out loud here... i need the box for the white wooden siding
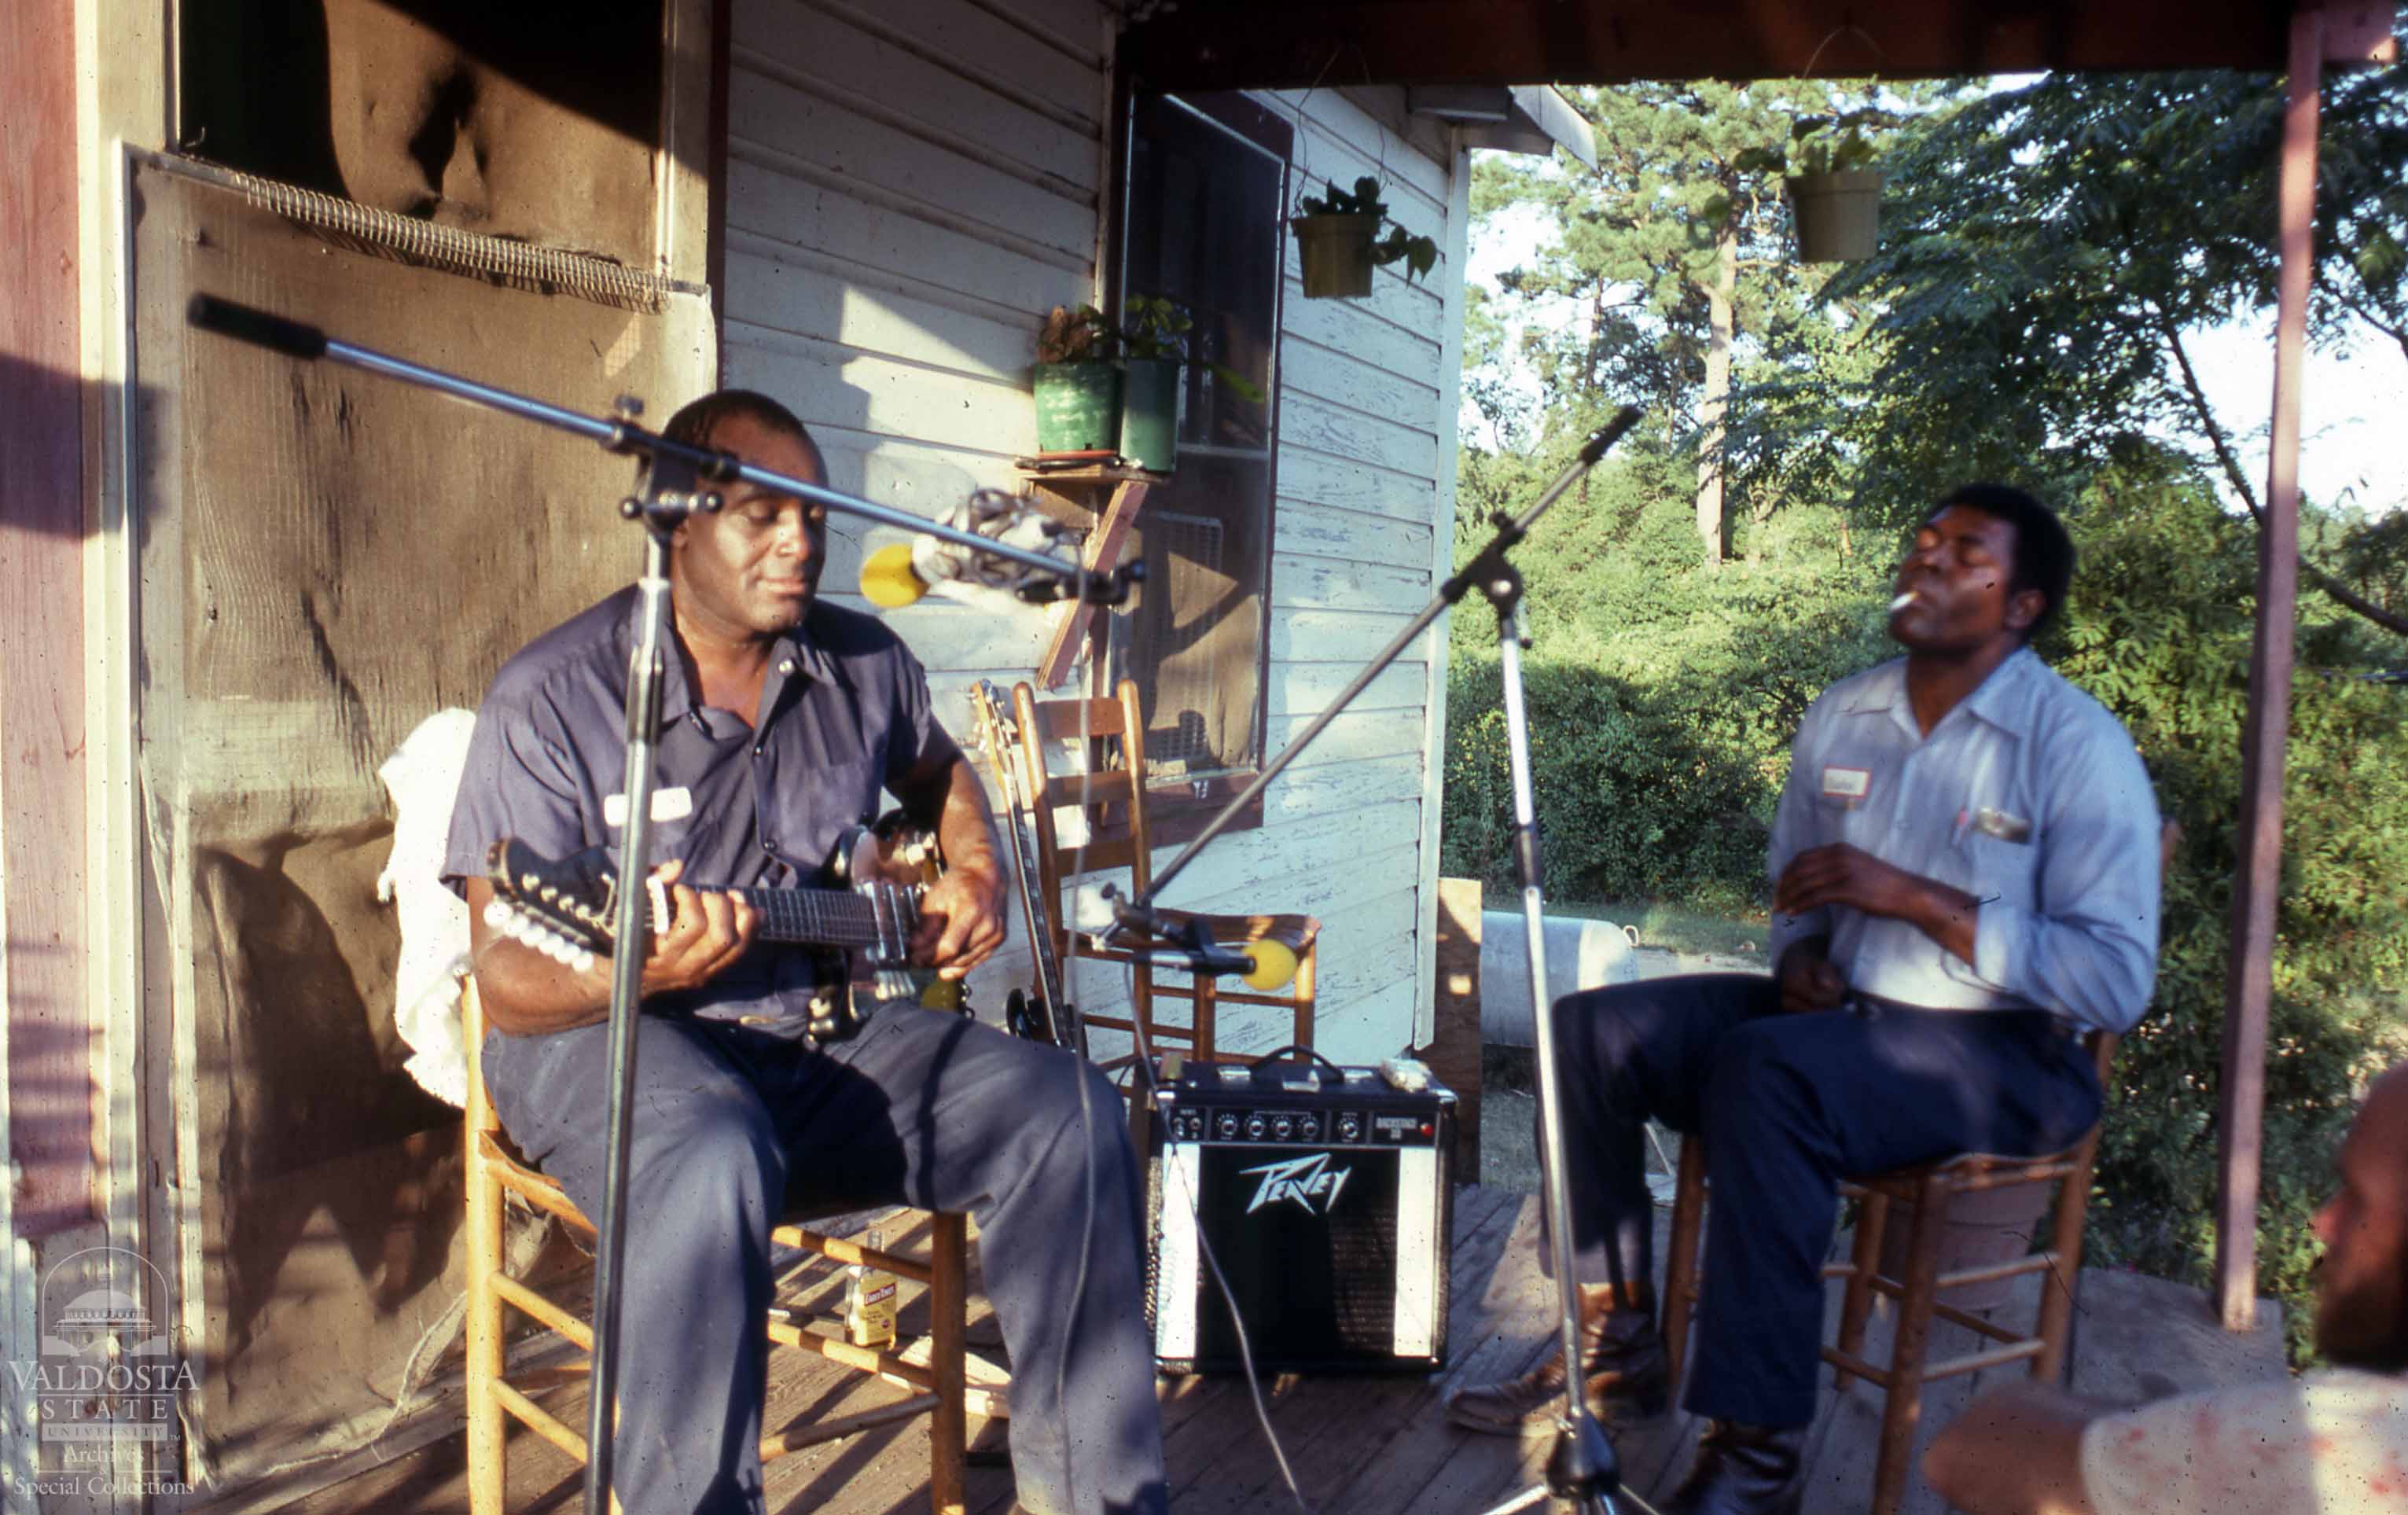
[721,0,1464,1066]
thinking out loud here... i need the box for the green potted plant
[1289,175,1439,300]
[1031,303,1122,454]
[1116,296,1268,473]
[1737,114,1884,263]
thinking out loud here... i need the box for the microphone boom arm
[185,293,1137,602]
[1133,406,1642,911]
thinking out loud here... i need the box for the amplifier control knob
[1272,1114,1295,1141]
[1244,1112,1268,1141]
[1297,1113,1323,1141]
[1215,1111,1240,1140]
[1336,1112,1363,1142]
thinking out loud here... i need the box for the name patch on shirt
[603,786,694,828]
[1820,766,1872,803]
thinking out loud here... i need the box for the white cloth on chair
[377,708,478,1106]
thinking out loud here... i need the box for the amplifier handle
[1248,1045,1349,1086]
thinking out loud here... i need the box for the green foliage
[1730,111,1888,178]
[1117,295,1193,362]
[1293,175,1440,281]
[2053,473,2408,1366]
[1442,461,1894,909]
[1119,295,1267,403]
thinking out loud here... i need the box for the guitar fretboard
[735,885,891,949]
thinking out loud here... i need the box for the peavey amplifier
[1142,1057,1454,1374]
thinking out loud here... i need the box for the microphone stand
[1114,407,1645,1514]
[182,294,1138,1515]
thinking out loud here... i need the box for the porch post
[2211,2,2322,1333]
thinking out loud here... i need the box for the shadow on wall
[192,840,462,1368]
[177,0,667,267]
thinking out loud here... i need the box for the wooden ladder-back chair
[1009,678,1320,1069]
[460,978,974,1515]
[1663,1028,2123,1515]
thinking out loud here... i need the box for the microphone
[187,295,329,359]
[1098,888,1300,990]
[1113,939,1300,991]
[858,490,1072,609]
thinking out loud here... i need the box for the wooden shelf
[1015,466,1159,690]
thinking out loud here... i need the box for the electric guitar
[481,814,962,1044]
[967,680,1086,1057]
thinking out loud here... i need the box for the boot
[1661,1419,1807,1515]
[1443,1282,1669,1437]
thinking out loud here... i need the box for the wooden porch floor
[288,1184,2283,1515]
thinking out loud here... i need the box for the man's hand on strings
[638,857,758,995]
[910,861,1007,980]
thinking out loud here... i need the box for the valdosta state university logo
[13,1246,193,1444]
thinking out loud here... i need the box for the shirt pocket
[1956,825,2042,916]
[772,756,886,880]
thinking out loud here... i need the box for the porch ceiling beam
[1121,0,2308,92]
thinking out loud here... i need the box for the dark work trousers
[1546,975,2102,1430]
[483,1004,1167,1515]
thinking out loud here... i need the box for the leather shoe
[1443,1282,1669,1438]
[1661,1419,1807,1515]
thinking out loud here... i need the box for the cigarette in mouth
[1889,591,1917,612]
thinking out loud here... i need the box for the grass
[1550,899,1766,960]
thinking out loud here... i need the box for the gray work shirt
[442,586,952,1028]
[1766,647,2160,1033]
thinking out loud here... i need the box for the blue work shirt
[442,586,953,1028]
[1766,647,2160,1034]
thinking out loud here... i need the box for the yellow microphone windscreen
[1239,939,1299,992]
[859,542,929,609]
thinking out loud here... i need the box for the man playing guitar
[443,389,1167,1515]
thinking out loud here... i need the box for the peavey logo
[1239,1152,1353,1215]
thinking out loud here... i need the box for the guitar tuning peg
[571,950,595,974]
[520,873,539,892]
[483,899,512,929]
[539,885,559,903]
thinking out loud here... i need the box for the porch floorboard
[281,1185,2283,1514]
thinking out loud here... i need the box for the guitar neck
[734,885,888,950]
[1007,808,1069,1009]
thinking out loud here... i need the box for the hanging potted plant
[1739,113,1884,263]
[1289,175,1439,300]
[1031,303,1122,454]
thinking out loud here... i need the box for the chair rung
[488,1156,597,1237]
[492,1378,586,1462]
[770,1226,936,1285]
[762,1393,938,1461]
[1951,1162,2078,1193]
[1924,1339,2046,1381]
[1937,1251,2056,1292]
[491,1274,594,1351]
[1928,1296,2033,1344]
[766,1317,937,1392]
[1040,770,1134,808]
[1822,1348,1893,1386]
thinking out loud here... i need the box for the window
[1112,94,1289,815]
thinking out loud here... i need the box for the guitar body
[811,813,957,1042]
[483,811,965,1046]
[968,681,1086,1057]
